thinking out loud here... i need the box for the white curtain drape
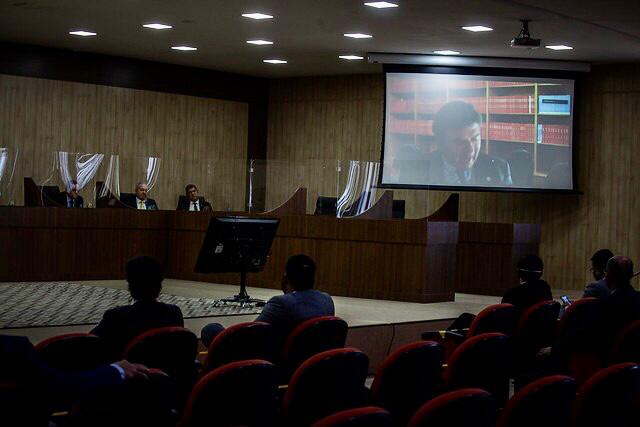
[101,155,121,198]
[76,153,104,190]
[146,157,161,191]
[57,152,73,190]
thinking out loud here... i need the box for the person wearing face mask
[582,249,614,299]
[397,100,512,187]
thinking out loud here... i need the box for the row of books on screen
[388,118,570,146]
[389,95,536,115]
[389,79,533,93]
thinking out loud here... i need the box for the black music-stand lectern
[195,216,280,306]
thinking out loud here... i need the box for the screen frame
[378,64,585,194]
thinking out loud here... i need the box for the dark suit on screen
[397,148,512,187]
[91,301,183,358]
[0,335,123,399]
[176,196,212,211]
[120,193,159,210]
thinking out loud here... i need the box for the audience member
[91,256,183,358]
[502,254,553,316]
[599,255,640,341]
[176,184,212,211]
[201,254,335,347]
[583,249,613,299]
[0,333,150,403]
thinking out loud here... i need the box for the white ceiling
[0,0,639,78]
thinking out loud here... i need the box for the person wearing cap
[583,249,614,299]
[501,254,553,317]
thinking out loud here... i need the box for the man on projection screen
[399,100,512,187]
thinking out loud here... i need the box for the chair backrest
[612,320,640,363]
[35,333,110,371]
[281,316,348,378]
[572,363,640,427]
[392,200,405,219]
[123,327,198,378]
[315,196,337,216]
[204,321,276,371]
[311,407,394,427]
[513,300,561,367]
[467,303,517,337]
[557,297,600,340]
[283,348,369,427]
[446,333,512,405]
[370,341,444,424]
[407,388,496,427]
[497,375,577,427]
[180,360,279,427]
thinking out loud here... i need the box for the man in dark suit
[599,255,640,342]
[583,249,613,299]
[502,254,553,317]
[176,184,212,211]
[200,254,335,347]
[91,256,183,358]
[397,100,512,187]
[0,334,150,401]
[121,182,159,210]
[58,179,84,208]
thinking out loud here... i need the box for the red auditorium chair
[422,303,517,359]
[310,407,394,427]
[370,341,444,425]
[611,320,640,363]
[35,333,109,371]
[407,388,496,427]
[283,348,369,427]
[280,316,348,379]
[444,332,512,405]
[572,363,640,427]
[203,321,276,371]
[123,326,198,404]
[511,300,561,385]
[179,360,279,427]
[554,297,603,383]
[496,375,577,427]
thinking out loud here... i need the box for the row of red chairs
[312,363,640,426]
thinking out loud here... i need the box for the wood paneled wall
[266,66,640,291]
[0,74,248,210]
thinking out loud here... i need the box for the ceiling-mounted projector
[510,19,541,49]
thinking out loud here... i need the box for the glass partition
[0,147,18,206]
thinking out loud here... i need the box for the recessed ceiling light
[171,46,197,51]
[69,30,96,37]
[433,50,461,55]
[242,13,273,20]
[546,45,573,50]
[462,25,493,32]
[143,23,173,30]
[339,55,364,60]
[364,1,398,8]
[247,40,274,45]
[344,33,373,39]
[263,59,287,64]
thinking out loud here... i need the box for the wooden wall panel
[266,66,640,291]
[0,74,248,210]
